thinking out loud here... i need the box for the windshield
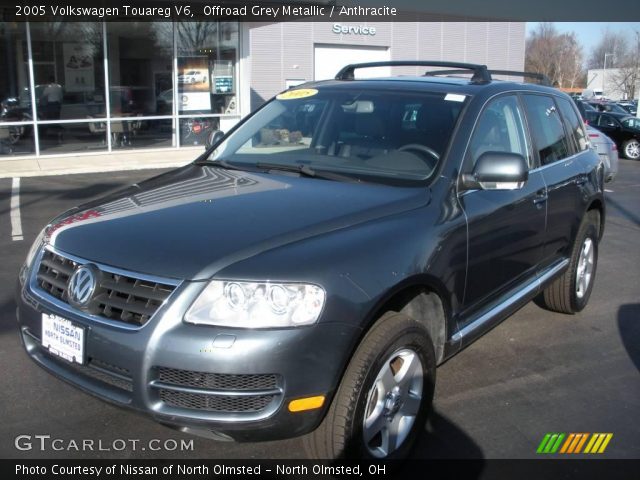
[622,117,640,130]
[208,88,466,184]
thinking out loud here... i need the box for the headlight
[19,227,46,284]
[184,280,326,328]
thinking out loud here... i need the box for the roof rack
[488,70,551,86]
[335,61,491,84]
[424,68,551,86]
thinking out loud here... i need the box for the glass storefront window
[1,21,240,158]
[0,122,34,156]
[111,118,173,149]
[0,22,34,156]
[106,22,173,117]
[177,22,238,115]
[38,121,107,154]
[29,22,106,121]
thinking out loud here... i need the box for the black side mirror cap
[461,151,528,191]
[205,130,225,150]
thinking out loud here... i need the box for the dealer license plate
[41,313,85,364]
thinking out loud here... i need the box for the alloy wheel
[626,140,640,159]
[576,237,594,299]
[362,348,423,458]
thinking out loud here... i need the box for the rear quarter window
[557,97,588,153]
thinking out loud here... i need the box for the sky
[525,22,640,58]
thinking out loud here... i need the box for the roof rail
[424,68,552,86]
[487,70,551,86]
[335,61,491,84]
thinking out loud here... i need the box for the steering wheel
[397,143,440,169]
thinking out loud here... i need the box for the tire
[541,210,599,314]
[623,139,640,160]
[303,312,436,459]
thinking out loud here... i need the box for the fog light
[288,395,325,412]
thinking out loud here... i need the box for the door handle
[533,191,548,206]
[575,176,587,186]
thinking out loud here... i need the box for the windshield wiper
[256,162,359,183]
[194,158,249,172]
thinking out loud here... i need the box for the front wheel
[623,139,640,160]
[303,312,436,459]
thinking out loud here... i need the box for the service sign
[42,313,85,364]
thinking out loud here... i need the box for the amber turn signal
[288,395,325,412]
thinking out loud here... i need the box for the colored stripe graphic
[539,433,613,454]
[598,434,613,453]
[574,433,589,453]
[550,433,565,453]
[536,434,552,454]
[537,433,565,453]
[567,433,583,453]
[544,434,559,453]
[584,433,613,454]
[560,433,575,453]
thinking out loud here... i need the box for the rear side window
[557,97,588,152]
[522,94,571,166]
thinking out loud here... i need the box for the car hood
[47,165,430,280]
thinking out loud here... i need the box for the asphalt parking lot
[0,161,638,460]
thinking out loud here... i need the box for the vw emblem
[67,265,98,307]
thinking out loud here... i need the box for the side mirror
[461,151,528,191]
[205,130,225,149]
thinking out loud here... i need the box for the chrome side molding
[452,259,570,345]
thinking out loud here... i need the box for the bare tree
[587,29,629,70]
[525,23,584,88]
[611,31,640,99]
[176,22,219,55]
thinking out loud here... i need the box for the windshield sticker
[276,88,318,100]
[445,93,466,102]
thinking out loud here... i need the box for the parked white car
[587,124,618,182]
[178,70,207,84]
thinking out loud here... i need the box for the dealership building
[0,20,525,171]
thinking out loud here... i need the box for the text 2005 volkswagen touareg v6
[17,62,605,459]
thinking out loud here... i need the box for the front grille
[157,367,278,391]
[36,249,177,327]
[159,390,275,413]
[37,250,75,299]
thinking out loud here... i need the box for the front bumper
[16,260,360,442]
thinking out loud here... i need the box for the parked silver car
[587,124,618,182]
